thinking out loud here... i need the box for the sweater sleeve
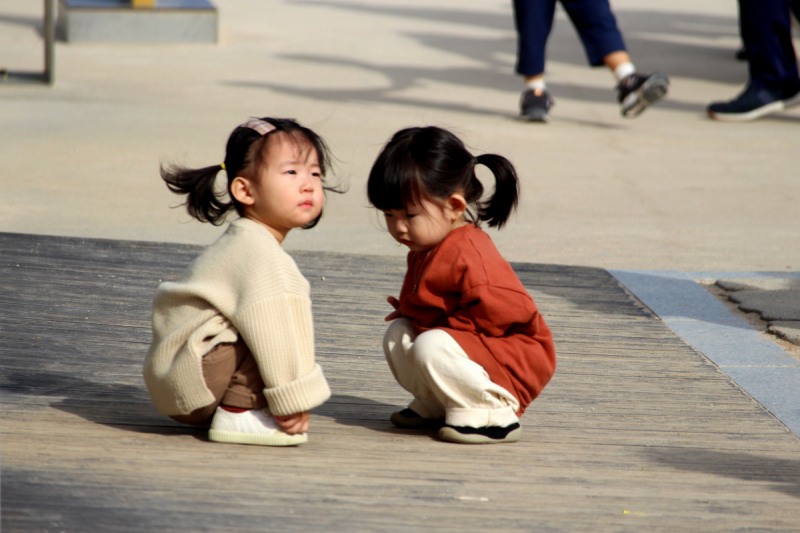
[233,293,331,416]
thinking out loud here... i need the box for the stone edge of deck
[610,269,800,440]
[59,0,218,43]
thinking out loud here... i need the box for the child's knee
[383,318,415,353]
[411,329,462,367]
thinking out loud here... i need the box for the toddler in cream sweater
[144,117,339,446]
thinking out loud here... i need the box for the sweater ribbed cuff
[262,364,331,416]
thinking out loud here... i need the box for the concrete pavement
[2,0,799,383]
[2,0,800,272]
[3,0,800,503]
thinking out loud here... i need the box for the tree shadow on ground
[227,1,743,118]
[643,447,800,500]
[293,1,745,83]
[0,13,43,34]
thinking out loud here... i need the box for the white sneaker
[208,407,307,446]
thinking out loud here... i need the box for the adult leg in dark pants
[513,0,669,121]
[709,0,800,121]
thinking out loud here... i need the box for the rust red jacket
[398,224,556,414]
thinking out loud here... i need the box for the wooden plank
[2,231,799,532]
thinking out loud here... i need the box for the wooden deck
[2,231,799,532]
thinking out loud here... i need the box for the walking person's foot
[707,82,800,121]
[617,72,669,117]
[520,88,554,122]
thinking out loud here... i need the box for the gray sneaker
[617,72,669,117]
[520,88,554,122]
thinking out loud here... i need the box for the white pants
[383,318,520,428]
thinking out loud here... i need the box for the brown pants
[170,338,267,426]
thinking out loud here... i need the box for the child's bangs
[262,132,324,172]
[368,157,425,212]
[240,120,332,181]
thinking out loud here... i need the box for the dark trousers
[514,0,627,77]
[170,338,268,426]
[739,0,800,94]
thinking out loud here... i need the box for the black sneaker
[520,88,553,122]
[390,408,444,429]
[706,82,794,121]
[617,72,669,117]
[438,423,521,444]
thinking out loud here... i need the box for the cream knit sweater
[143,217,330,416]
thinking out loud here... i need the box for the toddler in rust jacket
[367,126,556,444]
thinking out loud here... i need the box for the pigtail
[475,153,520,228]
[160,163,234,226]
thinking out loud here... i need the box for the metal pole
[44,0,56,85]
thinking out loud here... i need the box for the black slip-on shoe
[438,423,521,444]
[390,408,444,429]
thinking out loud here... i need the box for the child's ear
[230,177,255,206]
[448,193,467,219]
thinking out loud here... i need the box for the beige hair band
[240,118,276,136]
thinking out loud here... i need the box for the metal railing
[1,0,57,85]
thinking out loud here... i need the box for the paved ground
[4,233,800,533]
[3,2,800,529]
[612,269,800,437]
[2,0,800,271]
[3,0,799,432]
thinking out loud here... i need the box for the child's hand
[274,411,310,434]
[385,296,402,321]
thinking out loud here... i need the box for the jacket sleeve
[456,284,540,337]
[233,293,331,416]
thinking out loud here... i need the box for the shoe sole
[438,426,521,444]
[621,74,669,118]
[707,99,784,122]
[390,411,444,429]
[521,110,549,123]
[209,429,308,446]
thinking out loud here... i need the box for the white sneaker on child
[208,406,307,446]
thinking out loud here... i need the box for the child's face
[244,133,324,241]
[383,196,464,253]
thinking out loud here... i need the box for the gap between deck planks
[1,231,799,533]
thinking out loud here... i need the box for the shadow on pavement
[643,448,800,500]
[2,370,400,433]
[227,2,742,117]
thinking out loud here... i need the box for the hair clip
[240,118,276,136]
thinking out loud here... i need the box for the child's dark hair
[161,117,337,227]
[367,126,519,228]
